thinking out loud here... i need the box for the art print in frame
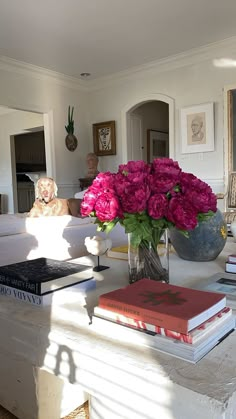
[180,103,214,154]
[93,120,116,156]
[147,129,169,163]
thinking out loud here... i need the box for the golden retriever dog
[29,177,70,217]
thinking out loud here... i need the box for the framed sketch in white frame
[147,129,169,163]
[180,102,214,154]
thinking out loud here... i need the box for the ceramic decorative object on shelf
[169,209,227,261]
[84,235,112,272]
[65,105,78,151]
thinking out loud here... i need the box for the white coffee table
[0,240,236,419]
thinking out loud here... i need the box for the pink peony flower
[95,192,122,222]
[120,184,149,213]
[167,196,198,230]
[152,158,181,178]
[149,174,178,194]
[184,189,217,213]
[119,160,150,174]
[81,157,217,238]
[90,172,116,194]
[147,194,168,219]
[80,188,98,216]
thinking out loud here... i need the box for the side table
[79,177,95,191]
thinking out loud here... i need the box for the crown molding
[1,36,236,93]
[87,36,236,91]
[0,56,89,92]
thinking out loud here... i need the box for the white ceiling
[1,0,236,81]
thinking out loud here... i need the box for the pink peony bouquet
[81,158,217,248]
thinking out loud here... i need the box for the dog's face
[35,177,58,203]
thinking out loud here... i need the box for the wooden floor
[0,401,89,419]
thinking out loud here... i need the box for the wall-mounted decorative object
[147,129,169,163]
[93,120,116,156]
[65,106,78,151]
[180,102,214,154]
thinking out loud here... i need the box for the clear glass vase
[128,230,169,284]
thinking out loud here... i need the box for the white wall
[2,39,236,213]
[0,63,90,212]
[86,39,236,197]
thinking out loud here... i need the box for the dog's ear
[52,179,58,198]
[35,179,40,199]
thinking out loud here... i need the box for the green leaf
[70,106,74,123]
[197,210,215,222]
[170,228,189,238]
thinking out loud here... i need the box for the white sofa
[0,213,127,266]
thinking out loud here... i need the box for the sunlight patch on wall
[213,58,236,68]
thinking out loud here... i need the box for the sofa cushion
[0,214,94,237]
[0,214,27,236]
[74,189,87,199]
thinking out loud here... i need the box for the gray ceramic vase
[169,209,227,261]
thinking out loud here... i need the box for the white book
[225,262,236,274]
[91,314,235,363]
[0,278,96,306]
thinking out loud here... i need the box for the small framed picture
[93,120,116,156]
[147,129,169,163]
[180,102,214,154]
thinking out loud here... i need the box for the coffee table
[0,240,236,419]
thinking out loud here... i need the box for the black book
[0,258,93,295]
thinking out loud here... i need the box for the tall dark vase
[169,209,227,261]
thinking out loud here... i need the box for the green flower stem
[128,230,169,284]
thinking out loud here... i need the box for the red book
[98,278,226,334]
[94,306,232,344]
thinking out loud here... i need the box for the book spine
[98,298,189,334]
[95,311,194,343]
[91,316,195,363]
[0,273,39,294]
[0,283,43,305]
[95,306,232,345]
[225,263,236,273]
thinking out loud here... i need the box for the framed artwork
[180,102,214,154]
[147,129,169,163]
[93,120,116,156]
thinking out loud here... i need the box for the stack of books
[92,278,235,363]
[225,254,236,273]
[0,257,95,306]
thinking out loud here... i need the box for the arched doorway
[121,93,175,162]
